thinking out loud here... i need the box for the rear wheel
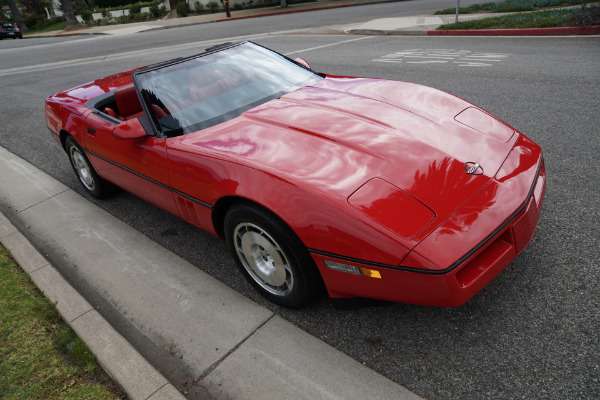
[65,136,114,198]
[224,202,322,308]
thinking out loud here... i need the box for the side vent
[177,196,201,227]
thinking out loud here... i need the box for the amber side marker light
[324,260,382,279]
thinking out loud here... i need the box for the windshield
[133,42,322,137]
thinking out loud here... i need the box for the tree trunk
[61,0,83,31]
[6,0,28,33]
[280,0,287,7]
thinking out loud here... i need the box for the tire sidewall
[65,136,106,198]
[224,203,317,308]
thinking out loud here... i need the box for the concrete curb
[0,145,423,400]
[24,32,109,39]
[348,28,427,35]
[214,4,349,22]
[0,213,185,400]
[139,20,214,32]
[428,25,600,36]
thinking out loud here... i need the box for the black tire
[224,202,323,308]
[65,136,114,198]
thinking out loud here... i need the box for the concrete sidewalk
[344,11,600,36]
[0,144,423,399]
[26,2,600,39]
[22,4,493,38]
[25,0,384,38]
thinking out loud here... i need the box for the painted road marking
[284,36,374,56]
[0,34,273,78]
[0,35,374,78]
[373,49,509,67]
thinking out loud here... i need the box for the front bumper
[311,144,546,307]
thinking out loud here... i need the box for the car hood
[177,77,519,238]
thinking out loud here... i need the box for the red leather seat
[189,69,230,103]
[114,85,144,120]
[104,107,124,121]
[152,104,168,119]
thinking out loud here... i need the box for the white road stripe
[284,36,373,56]
[0,33,272,77]
[1,34,373,77]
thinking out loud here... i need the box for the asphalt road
[1,3,599,399]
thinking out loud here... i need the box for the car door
[82,112,179,216]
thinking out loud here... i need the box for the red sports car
[46,41,546,308]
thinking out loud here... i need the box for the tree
[21,0,47,15]
[60,0,82,30]
[6,0,28,33]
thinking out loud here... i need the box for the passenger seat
[114,85,144,120]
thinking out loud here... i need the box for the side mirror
[294,58,311,70]
[112,118,146,141]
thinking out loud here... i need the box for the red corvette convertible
[46,41,545,308]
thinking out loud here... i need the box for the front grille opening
[456,229,515,288]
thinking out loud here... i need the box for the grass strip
[437,8,575,29]
[435,0,595,15]
[30,21,68,33]
[0,246,124,399]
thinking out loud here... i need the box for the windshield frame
[131,41,322,139]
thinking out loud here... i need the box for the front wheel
[65,136,114,198]
[224,202,322,308]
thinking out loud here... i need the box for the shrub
[570,3,600,26]
[478,2,498,10]
[132,11,150,21]
[29,16,65,31]
[150,3,160,16]
[533,0,560,6]
[80,9,93,21]
[233,2,243,10]
[194,1,204,12]
[495,0,534,13]
[96,0,134,7]
[23,13,41,28]
[206,0,219,12]
[130,3,142,14]
[176,1,190,16]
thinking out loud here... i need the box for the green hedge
[96,0,145,8]
[176,1,189,16]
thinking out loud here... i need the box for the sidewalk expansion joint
[70,307,95,325]
[27,259,51,275]
[145,382,170,400]
[0,229,19,241]
[188,312,277,390]
[12,187,70,215]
